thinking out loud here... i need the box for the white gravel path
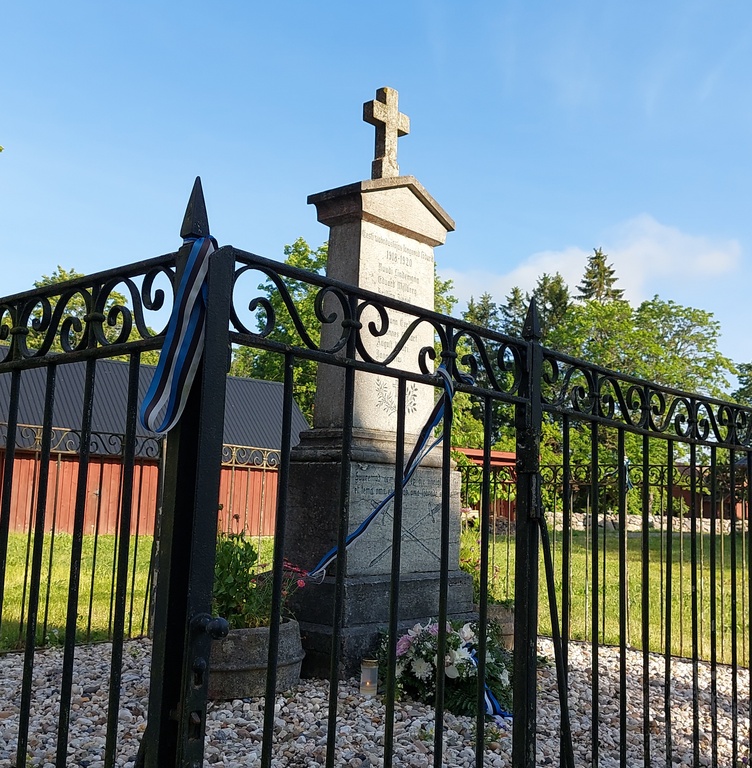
[0,638,748,767]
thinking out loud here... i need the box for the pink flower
[297,579,306,589]
[396,635,413,657]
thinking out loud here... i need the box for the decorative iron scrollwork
[0,257,176,363]
[0,423,163,458]
[230,249,528,399]
[543,351,752,448]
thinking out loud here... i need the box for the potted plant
[208,533,306,699]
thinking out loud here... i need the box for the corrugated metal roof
[0,357,309,454]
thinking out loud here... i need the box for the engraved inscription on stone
[344,463,461,578]
[352,220,435,435]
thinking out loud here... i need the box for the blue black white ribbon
[467,645,512,718]
[140,235,217,434]
[308,364,471,579]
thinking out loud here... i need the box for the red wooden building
[0,358,309,539]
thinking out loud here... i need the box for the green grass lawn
[2,526,747,669]
[465,526,750,666]
[0,532,154,651]
[0,532,277,652]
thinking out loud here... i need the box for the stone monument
[286,87,474,677]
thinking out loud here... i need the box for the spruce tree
[464,292,501,331]
[500,286,527,337]
[532,273,571,336]
[577,247,624,303]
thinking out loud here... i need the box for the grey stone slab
[293,572,475,678]
[284,447,461,579]
[309,179,452,437]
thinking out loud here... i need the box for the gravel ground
[0,638,748,767]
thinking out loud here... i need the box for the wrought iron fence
[0,422,281,658]
[459,460,750,666]
[0,182,749,768]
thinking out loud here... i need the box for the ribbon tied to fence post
[139,235,217,434]
[307,363,473,580]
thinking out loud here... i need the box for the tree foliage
[457,249,738,471]
[464,292,501,330]
[733,363,752,406]
[576,247,624,303]
[434,266,458,316]
[499,273,571,343]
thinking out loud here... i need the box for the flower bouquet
[378,619,513,717]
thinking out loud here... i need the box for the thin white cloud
[607,214,740,301]
[442,246,589,308]
[444,215,740,310]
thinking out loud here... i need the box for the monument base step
[291,570,475,678]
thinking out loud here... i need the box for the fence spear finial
[523,298,542,342]
[180,176,210,240]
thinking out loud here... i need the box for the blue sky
[2,1,752,369]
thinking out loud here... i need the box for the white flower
[458,623,476,643]
[443,647,468,679]
[500,668,509,687]
[408,623,423,637]
[445,646,474,679]
[412,657,432,680]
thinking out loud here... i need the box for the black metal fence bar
[383,378,407,768]
[473,394,493,768]
[104,351,141,768]
[17,365,56,765]
[665,442,674,765]
[731,451,740,767]
[41,453,61,643]
[590,422,600,767]
[618,429,628,768]
[432,360,454,768]
[710,445,719,768]
[560,414,571,766]
[323,326,356,768]
[86,459,105,640]
[55,357,96,767]
[260,351,295,768]
[641,433,651,765]
[512,305,542,767]
[691,444,701,768]
[0,370,20,639]
[17,448,37,647]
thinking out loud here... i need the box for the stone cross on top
[363,87,410,180]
